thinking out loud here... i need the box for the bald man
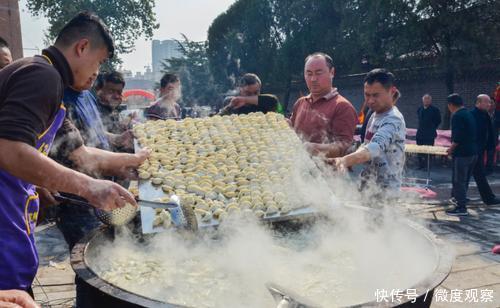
[416,94,441,169]
[0,38,13,69]
[470,94,500,205]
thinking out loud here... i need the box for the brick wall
[0,0,23,59]
[275,64,500,129]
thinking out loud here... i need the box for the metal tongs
[266,282,320,308]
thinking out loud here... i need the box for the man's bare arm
[305,141,352,158]
[340,147,371,167]
[69,145,148,178]
[328,146,371,172]
[0,138,136,210]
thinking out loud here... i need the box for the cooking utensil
[266,282,319,308]
[53,193,138,227]
[139,196,198,233]
[53,193,198,233]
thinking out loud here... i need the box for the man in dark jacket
[446,94,477,216]
[416,94,441,169]
[470,94,500,205]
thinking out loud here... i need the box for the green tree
[25,0,159,62]
[207,0,500,118]
[335,0,417,71]
[270,0,343,110]
[163,35,221,109]
[401,0,500,127]
[207,0,278,91]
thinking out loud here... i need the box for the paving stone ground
[32,162,500,307]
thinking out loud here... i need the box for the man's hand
[83,179,137,211]
[304,142,323,156]
[37,187,59,207]
[115,148,151,179]
[37,187,59,224]
[121,112,138,129]
[133,148,151,166]
[0,290,39,308]
[115,130,134,149]
[327,157,348,173]
[229,96,248,109]
[107,130,134,150]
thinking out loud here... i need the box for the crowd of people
[0,10,499,308]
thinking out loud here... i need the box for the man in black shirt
[416,94,441,169]
[470,94,500,205]
[219,73,280,115]
[446,94,477,216]
[0,11,141,294]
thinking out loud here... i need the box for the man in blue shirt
[64,87,111,150]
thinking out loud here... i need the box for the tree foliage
[207,0,278,90]
[25,0,159,58]
[162,35,220,108]
[207,0,500,111]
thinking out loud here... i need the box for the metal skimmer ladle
[53,193,138,226]
[266,282,320,308]
[53,193,198,232]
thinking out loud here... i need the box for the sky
[18,0,235,73]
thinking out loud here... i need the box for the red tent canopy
[123,89,155,100]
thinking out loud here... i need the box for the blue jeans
[452,155,477,210]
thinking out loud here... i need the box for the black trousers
[472,151,496,203]
[452,155,477,209]
[416,138,434,168]
[26,286,34,298]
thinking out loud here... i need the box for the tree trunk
[282,76,293,117]
[442,62,455,129]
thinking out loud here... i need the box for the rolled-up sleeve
[365,117,402,159]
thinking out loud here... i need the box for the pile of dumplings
[134,112,306,223]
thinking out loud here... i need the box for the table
[404,144,449,187]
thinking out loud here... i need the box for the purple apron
[0,104,66,290]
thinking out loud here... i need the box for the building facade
[151,39,183,81]
[0,0,23,59]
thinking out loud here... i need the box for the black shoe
[485,197,500,206]
[446,207,469,216]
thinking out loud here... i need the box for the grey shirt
[361,106,406,191]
